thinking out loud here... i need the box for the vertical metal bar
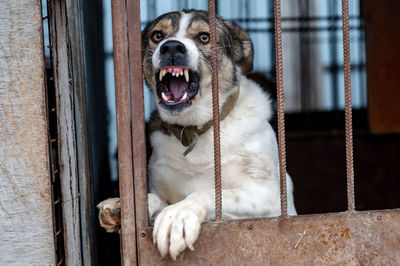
[341,0,355,212]
[273,0,288,217]
[111,0,137,265]
[127,0,148,233]
[208,0,222,222]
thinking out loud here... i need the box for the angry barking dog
[97,9,297,260]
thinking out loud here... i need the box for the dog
[97,9,297,260]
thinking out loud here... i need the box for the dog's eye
[198,32,210,44]
[151,31,164,43]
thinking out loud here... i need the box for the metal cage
[111,0,400,264]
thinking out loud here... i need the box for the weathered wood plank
[50,1,83,265]
[0,0,55,265]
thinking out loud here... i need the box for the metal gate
[111,0,400,264]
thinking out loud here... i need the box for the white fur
[149,75,297,259]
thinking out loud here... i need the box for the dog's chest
[148,130,248,204]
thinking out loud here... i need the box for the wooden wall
[0,0,55,265]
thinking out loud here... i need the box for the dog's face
[142,10,253,125]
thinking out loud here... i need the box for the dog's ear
[224,21,254,74]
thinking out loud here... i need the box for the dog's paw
[152,201,206,260]
[97,198,121,233]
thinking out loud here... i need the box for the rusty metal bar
[208,0,223,221]
[341,0,355,212]
[127,0,149,236]
[111,0,137,265]
[273,0,288,217]
[138,209,400,264]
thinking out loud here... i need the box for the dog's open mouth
[156,66,199,110]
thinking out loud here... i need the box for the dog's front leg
[97,193,167,233]
[153,186,279,260]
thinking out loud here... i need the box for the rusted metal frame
[341,0,355,212]
[126,0,149,262]
[273,0,288,217]
[138,209,400,264]
[111,0,137,265]
[208,0,223,221]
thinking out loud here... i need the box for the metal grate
[41,0,65,264]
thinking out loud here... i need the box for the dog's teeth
[160,69,167,81]
[161,92,168,101]
[182,92,188,100]
[184,69,189,82]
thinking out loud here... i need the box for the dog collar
[158,89,240,156]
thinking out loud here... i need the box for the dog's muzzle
[155,40,200,112]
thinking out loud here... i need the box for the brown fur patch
[223,21,254,74]
[149,19,175,50]
[187,20,209,38]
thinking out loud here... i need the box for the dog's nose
[160,40,186,55]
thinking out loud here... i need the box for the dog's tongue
[169,77,189,99]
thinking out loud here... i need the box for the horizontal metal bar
[138,209,400,264]
[229,15,362,22]
[140,15,362,25]
[243,26,363,33]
